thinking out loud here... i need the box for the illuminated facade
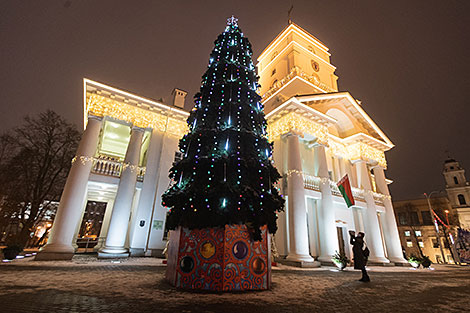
[261,23,406,265]
[38,22,406,264]
[37,79,189,259]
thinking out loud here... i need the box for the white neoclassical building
[38,22,406,265]
[259,23,406,265]
[36,80,189,260]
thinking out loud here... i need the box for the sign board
[153,220,164,231]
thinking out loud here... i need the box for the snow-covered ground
[0,255,469,312]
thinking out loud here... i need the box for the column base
[98,246,129,258]
[367,256,390,264]
[97,252,129,259]
[35,243,75,260]
[316,255,336,264]
[286,253,314,263]
[279,258,321,268]
[35,251,75,261]
[388,256,409,264]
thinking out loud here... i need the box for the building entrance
[337,226,347,256]
[76,201,107,253]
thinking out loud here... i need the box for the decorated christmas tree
[162,16,284,241]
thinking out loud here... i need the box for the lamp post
[424,191,446,264]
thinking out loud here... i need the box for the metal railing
[75,237,106,253]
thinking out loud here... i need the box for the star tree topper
[227,15,238,27]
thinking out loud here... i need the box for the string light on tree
[162,17,284,240]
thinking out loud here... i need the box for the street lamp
[424,191,446,264]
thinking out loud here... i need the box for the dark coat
[350,235,367,269]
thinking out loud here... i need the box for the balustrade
[91,155,146,182]
[301,173,388,205]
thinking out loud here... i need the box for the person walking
[349,230,370,282]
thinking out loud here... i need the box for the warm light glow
[86,93,188,137]
[258,23,330,67]
[267,112,329,144]
[261,66,336,101]
[347,142,387,168]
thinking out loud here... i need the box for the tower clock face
[311,60,320,72]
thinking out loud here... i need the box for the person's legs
[360,268,370,282]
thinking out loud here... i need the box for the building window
[406,240,413,248]
[271,68,276,76]
[421,211,433,225]
[432,238,439,248]
[458,194,466,205]
[415,230,422,237]
[271,79,278,88]
[410,212,420,225]
[398,213,408,225]
[454,176,459,184]
[404,231,410,237]
[418,240,424,248]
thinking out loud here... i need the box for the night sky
[1,0,469,200]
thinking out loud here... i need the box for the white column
[285,132,313,263]
[314,144,339,263]
[373,166,408,264]
[333,156,341,181]
[99,126,144,257]
[339,157,347,178]
[129,128,164,256]
[36,116,103,260]
[354,160,389,263]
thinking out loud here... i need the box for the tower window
[270,79,278,89]
[458,194,466,205]
[454,176,459,184]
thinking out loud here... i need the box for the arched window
[270,79,278,89]
[458,194,466,205]
[454,176,459,184]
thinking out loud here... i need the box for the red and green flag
[337,175,355,208]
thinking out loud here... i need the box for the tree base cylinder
[166,224,271,291]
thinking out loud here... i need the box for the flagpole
[424,191,447,264]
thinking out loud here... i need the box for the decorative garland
[71,155,146,174]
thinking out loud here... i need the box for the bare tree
[0,110,80,247]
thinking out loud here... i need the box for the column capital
[131,125,146,133]
[350,158,367,165]
[307,139,328,149]
[87,114,103,121]
[370,164,385,171]
[281,130,304,139]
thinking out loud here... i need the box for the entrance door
[337,226,346,256]
[77,201,107,252]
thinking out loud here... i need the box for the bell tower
[257,22,338,113]
[443,158,470,228]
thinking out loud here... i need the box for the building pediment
[296,92,394,147]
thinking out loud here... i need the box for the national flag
[337,174,355,208]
